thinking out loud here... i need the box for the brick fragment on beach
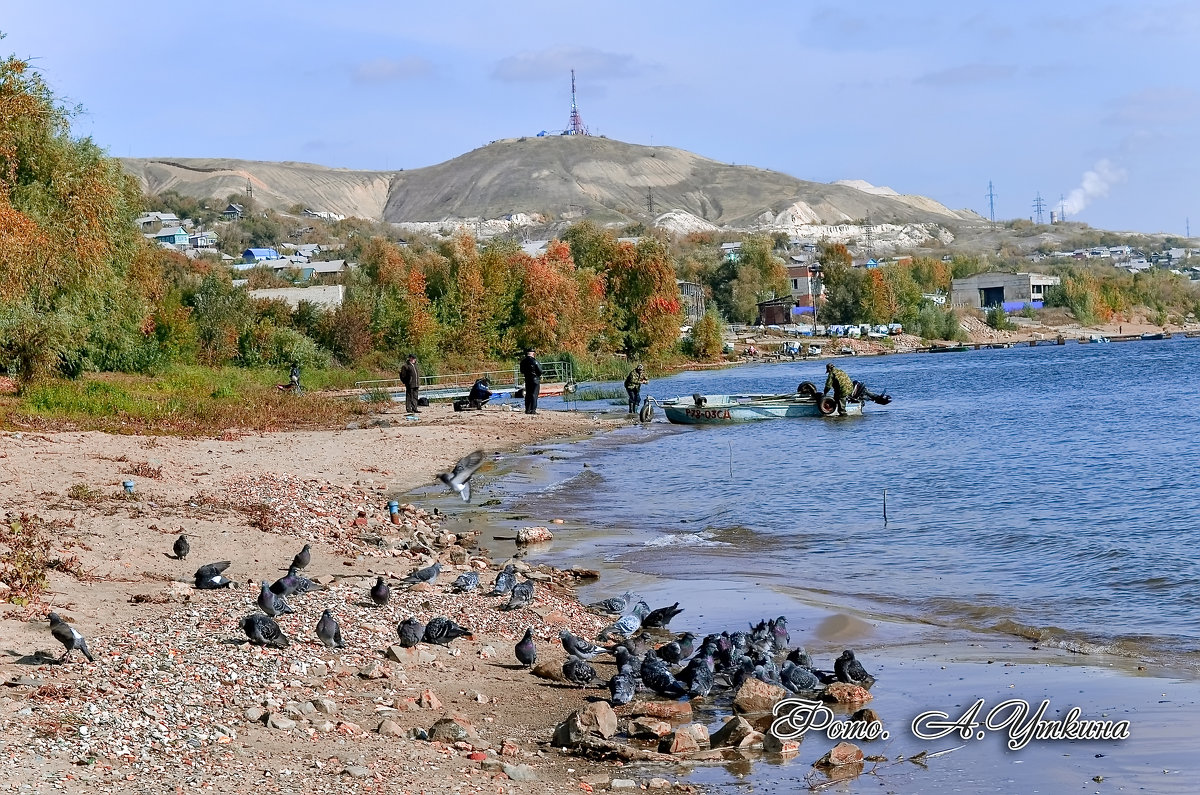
[815,741,864,767]
[418,689,442,710]
[763,732,800,756]
[710,716,756,748]
[626,700,693,723]
[822,682,873,705]
[630,718,672,739]
[659,725,701,755]
[733,678,789,713]
[377,718,404,737]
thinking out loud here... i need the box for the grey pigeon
[422,616,473,645]
[834,649,873,686]
[47,613,94,663]
[515,627,537,667]
[500,580,534,611]
[172,534,189,561]
[315,609,344,648]
[560,629,607,660]
[436,449,485,501]
[598,611,643,641]
[488,564,517,596]
[194,561,233,590]
[271,565,315,597]
[450,572,480,593]
[239,613,289,648]
[562,656,597,686]
[402,560,441,587]
[642,602,684,629]
[291,543,312,571]
[370,576,390,606]
[640,654,687,698]
[257,580,293,617]
[608,667,637,705]
[397,617,424,648]
[780,661,821,693]
[586,591,633,615]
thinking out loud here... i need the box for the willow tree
[0,45,147,386]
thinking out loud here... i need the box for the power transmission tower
[245,179,253,198]
[986,181,997,227]
[1033,192,1046,225]
[863,216,875,259]
[646,188,655,217]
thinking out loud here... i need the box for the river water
[471,337,1200,673]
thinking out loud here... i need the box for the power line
[1033,192,1046,225]
[986,181,997,227]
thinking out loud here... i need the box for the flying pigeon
[435,449,485,501]
[450,572,480,593]
[172,534,189,561]
[239,613,289,648]
[488,564,517,596]
[47,613,94,663]
[586,591,634,615]
[560,629,608,660]
[834,649,874,686]
[291,543,312,571]
[401,560,441,587]
[315,609,345,648]
[397,617,425,648]
[608,667,637,705]
[370,576,390,606]
[642,602,684,629]
[500,580,534,611]
[270,566,315,597]
[515,627,537,668]
[562,656,597,687]
[194,561,233,590]
[422,616,473,646]
[257,580,293,617]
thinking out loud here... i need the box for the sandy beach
[3,401,1199,794]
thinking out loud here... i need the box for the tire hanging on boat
[797,381,818,397]
[817,395,838,416]
[638,398,655,423]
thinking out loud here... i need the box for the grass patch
[66,483,102,501]
[573,387,627,402]
[0,364,375,437]
[0,514,86,605]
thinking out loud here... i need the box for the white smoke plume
[1062,159,1126,216]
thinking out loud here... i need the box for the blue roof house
[243,247,281,262]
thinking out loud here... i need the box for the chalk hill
[122,136,978,229]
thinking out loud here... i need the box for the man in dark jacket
[399,353,421,414]
[823,362,853,416]
[624,364,647,414]
[519,349,542,414]
[468,377,493,409]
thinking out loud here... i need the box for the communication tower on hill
[566,69,589,136]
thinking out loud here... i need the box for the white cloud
[1063,159,1126,216]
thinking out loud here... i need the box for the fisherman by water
[624,364,648,414]
[823,362,853,417]
[520,348,542,415]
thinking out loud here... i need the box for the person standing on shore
[520,348,542,415]
[399,353,421,414]
[823,362,853,417]
[624,364,648,414]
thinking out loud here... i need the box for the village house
[134,211,180,230]
[676,280,706,323]
[222,203,245,220]
[153,226,189,246]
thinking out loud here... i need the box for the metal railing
[353,360,574,396]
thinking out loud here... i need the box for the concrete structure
[951,272,1061,309]
[787,264,822,308]
[248,285,344,310]
[755,296,795,326]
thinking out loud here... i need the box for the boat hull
[661,394,864,425]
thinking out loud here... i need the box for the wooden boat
[1140,332,1167,340]
[927,344,970,353]
[659,392,864,424]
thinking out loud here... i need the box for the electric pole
[1033,192,1046,225]
[646,188,655,217]
[986,181,997,228]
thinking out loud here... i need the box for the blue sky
[4,1,1198,235]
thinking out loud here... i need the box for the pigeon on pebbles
[48,613,94,663]
[450,571,480,593]
[194,561,233,590]
[402,560,441,587]
[240,614,289,648]
[560,629,608,660]
[489,564,517,596]
[257,581,293,618]
[290,543,312,571]
[834,649,874,686]
[270,566,315,597]
[500,580,534,611]
[369,577,390,606]
[422,616,473,645]
[397,617,425,648]
[562,656,597,686]
[315,609,345,648]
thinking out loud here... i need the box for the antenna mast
[567,69,589,136]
